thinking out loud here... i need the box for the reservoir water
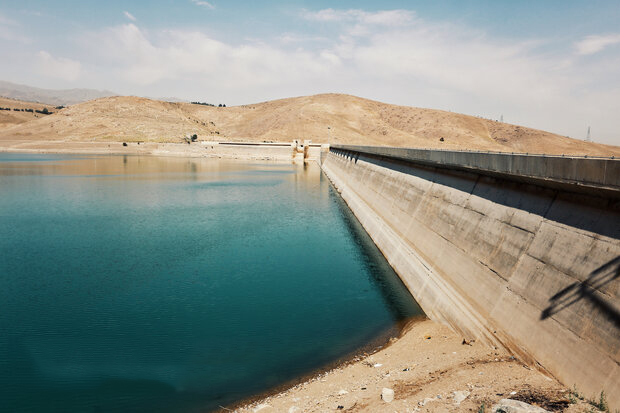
[0,153,423,412]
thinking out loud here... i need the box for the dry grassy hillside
[1,94,618,156]
[0,96,216,143]
[0,97,57,129]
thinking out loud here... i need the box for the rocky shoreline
[231,320,600,413]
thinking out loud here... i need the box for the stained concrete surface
[322,147,619,408]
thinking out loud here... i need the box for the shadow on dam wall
[321,145,620,409]
[542,255,620,328]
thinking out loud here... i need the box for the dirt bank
[232,320,603,413]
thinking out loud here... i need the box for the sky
[1,0,619,145]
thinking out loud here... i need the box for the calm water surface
[0,153,423,412]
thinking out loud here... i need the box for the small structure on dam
[199,140,327,163]
[321,145,619,408]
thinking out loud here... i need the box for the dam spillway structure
[320,145,620,407]
[198,140,327,163]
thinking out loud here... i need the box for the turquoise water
[0,153,423,413]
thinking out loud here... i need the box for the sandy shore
[231,319,597,413]
[0,139,322,162]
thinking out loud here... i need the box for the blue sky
[1,0,619,145]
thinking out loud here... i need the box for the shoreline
[229,319,588,413]
[0,140,323,162]
[224,317,425,412]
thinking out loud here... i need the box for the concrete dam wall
[321,145,620,406]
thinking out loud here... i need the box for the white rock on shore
[381,387,394,403]
[492,399,550,413]
[453,390,470,405]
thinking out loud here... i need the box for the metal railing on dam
[331,145,620,198]
[322,145,620,409]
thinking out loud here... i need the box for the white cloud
[575,33,620,55]
[301,8,414,26]
[86,18,550,106]
[86,24,335,86]
[278,33,329,45]
[123,11,137,22]
[35,51,81,81]
[191,0,215,9]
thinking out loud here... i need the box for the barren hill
[1,94,618,156]
[0,97,57,129]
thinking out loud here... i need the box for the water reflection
[331,186,423,322]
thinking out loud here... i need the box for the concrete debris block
[453,390,470,405]
[373,363,383,368]
[381,387,394,403]
[492,399,550,413]
[338,389,349,395]
[253,404,273,412]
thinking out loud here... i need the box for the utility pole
[500,114,503,122]
[586,126,591,142]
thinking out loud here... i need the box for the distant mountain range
[0,80,116,106]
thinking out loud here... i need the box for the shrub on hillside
[191,101,215,107]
